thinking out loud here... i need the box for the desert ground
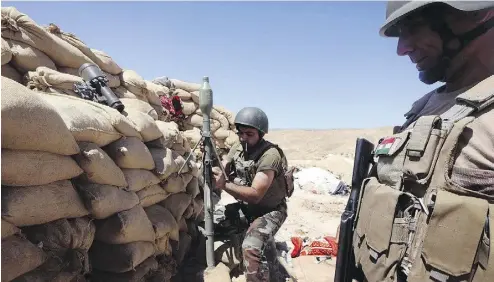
[216,126,393,281]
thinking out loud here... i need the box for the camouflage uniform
[225,139,289,282]
[242,203,287,282]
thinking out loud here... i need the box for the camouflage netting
[1,6,239,282]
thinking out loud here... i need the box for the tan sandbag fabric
[1,234,48,281]
[137,184,170,208]
[41,93,141,146]
[72,181,140,219]
[149,147,183,180]
[159,192,193,221]
[113,86,139,99]
[89,241,155,273]
[123,109,163,142]
[1,149,83,187]
[1,37,12,64]
[104,136,155,170]
[1,219,20,239]
[1,77,80,155]
[2,180,90,226]
[182,101,197,116]
[2,63,22,82]
[45,23,122,75]
[169,78,201,92]
[22,217,95,262]
[172,88,192,100]
[121,168,161,192]
[8,40,57,73]
[143,204,179,240]
[145,80,168,106]
[24,66,83,93]
[74,142,128,187]
[186,177,201,198]
[58,66,120,88]
[120,97,159,120]
[1,7,94,68]
[91,257,159,282]
[120,70,148,97]
[161,173,194,194]
[94,205,155,244]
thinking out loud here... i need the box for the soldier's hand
[212,166,226,189]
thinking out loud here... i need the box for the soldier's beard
[241,139,264,155]
[419,56,451,85]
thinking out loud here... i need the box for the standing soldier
[212,107,294,282]
[349,1,494,282]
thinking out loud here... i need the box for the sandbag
[1,37,12,64]
[121,169,161,192]
[10,259,86,282]
[183,128,202,147]
[24,66,82,93]
[91,49,122,75]
[156,236,172,256]
[178,217,188,232]
[193,197,204,219]
[45,24,121,75]
[113,86,139,99]
[159,193,193,221]
[2,180,89,227]
[214,128,231,140]
[196,108,230,129]
[73,181,139,219]
[190,90,199,104]
[89,241,155,273]
[161,173,194,194]
[185,177,200,198]
[172,88,192,101]
[146,121,180,149]
[1,235,48,282]
[91,257,158,282]
[149,147,183,180]
[120,97,158,120]
[182,100,197,116]
[1,77,80,155]
[1,149,83,187]
[186,114,221,131]
[137,184,170,208]
[8,40,57,73]
[170,231,192,265]
[41,93,141,146]
[22,217,95,254]
[123,109,163,142]
[1,7,94,68]
[143,205,179,241]
[169,78,201,92]
[2,63,22,82]
[94,205,155,244]
[74,142,127,187]
[120,70,147,97]
[1,219,19,239]
[214,105,236,125]
[104,137,155,170]
[58,66,120,88]
[145,80,168,106]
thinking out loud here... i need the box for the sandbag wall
[0,5,229,282]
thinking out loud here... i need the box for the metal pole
[199,76,215,269]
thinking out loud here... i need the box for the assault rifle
[73,63,125,113]
[334,138,375,282]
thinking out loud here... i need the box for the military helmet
[380,1,494,37]
[234,107,269,134]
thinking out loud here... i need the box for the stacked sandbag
[1,5,240,281]
[1,77,94,280]
[153,76,240,151]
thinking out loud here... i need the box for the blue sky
[5,1,440,129]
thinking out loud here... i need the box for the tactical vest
[231,140,290,210]
[352,75,494,282]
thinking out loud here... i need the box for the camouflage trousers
[242,203,287,282]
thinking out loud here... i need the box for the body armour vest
[231,139,288,211]
[352,75,494,282]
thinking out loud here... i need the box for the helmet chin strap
[419,12,494,85]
